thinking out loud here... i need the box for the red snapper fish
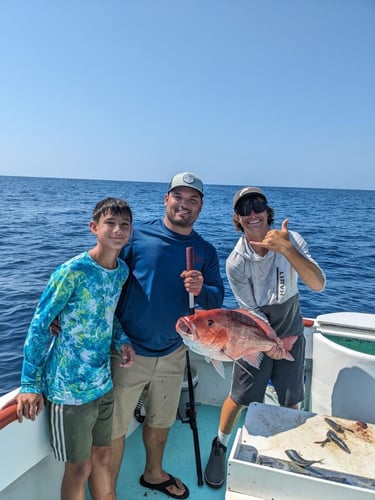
[175,308,297,378]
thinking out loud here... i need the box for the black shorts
[230,335,305,407]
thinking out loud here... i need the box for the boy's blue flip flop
[139,473,190,499]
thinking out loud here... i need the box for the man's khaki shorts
[111,344,187,439]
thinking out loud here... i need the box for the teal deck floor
[113,405,245,500]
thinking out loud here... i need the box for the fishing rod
[184,246,203,486]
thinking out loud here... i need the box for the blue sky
[1,1,374,190]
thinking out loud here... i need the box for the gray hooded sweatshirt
[226,230,325,339]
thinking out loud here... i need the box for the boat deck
[2,315,375,500]
[95,404,244,500]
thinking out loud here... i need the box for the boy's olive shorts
[45,389,114,463]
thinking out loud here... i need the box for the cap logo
[182,173,196,185]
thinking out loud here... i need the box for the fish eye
[208,319,215,327]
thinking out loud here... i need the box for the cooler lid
[315,312,375,335]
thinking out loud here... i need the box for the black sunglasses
[235,198,267,216]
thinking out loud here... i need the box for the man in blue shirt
[111,172,224,499]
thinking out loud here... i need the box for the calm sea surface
[1,175,374,396]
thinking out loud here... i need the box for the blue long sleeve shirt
[115,219,224,356]
[20,252,131,404]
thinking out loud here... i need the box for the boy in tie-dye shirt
[17,197,135,500]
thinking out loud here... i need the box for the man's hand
[16,393,44,423]
[250,219,292,254]
[265,344,286,360]
[180,269,203,296]
[50,317,61,337]
[119,344,136,368]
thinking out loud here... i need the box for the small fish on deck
[324,417,354,434]
[175,308,297,378]
[315,429,351,454]
[284,449,324,467]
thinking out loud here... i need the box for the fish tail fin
[283,352,295,361]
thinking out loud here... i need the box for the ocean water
[1,175,374,396]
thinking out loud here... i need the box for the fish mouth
[176,317,196,338]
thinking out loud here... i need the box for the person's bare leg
[142,423,187,497]
[110,436,125,492]
[220,398,298,436]
[219,396,243,434]
[61,460,91,500]
[88,445,115,500]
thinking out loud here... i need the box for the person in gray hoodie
[204,186,326,489]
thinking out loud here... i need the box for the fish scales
[175,308,297,377]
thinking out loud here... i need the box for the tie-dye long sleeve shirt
[20,251,130,405]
